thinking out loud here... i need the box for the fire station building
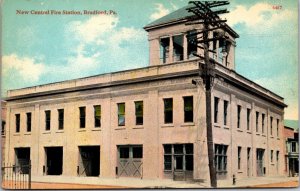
[4,5,286,183]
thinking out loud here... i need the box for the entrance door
[45,147,63,175]
[117,145,143,178]
[256,149,265,176]
[78,146,100,176]
[15,148,30,174]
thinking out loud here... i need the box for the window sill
[262,134,266,137]
[246,131,252,134]
[256,133,260,136]
[277,137,280,140]
[270,136,274,139]
[78,129,86,132]
[56,130,64,133]
[92,128,101,131]
[133,126,144,129]
[13,133,21,136]
[214,123,221,128]
[42,131,51,134]
[224,126,230,129]
[181,122,195,127]
[237,171,243,173]
[24,133,31,135]
[161,124,174,128]
[237,129,243,132]
[115,127,126,130]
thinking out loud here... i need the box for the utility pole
[186,1,230,188]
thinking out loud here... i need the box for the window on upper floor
[187,30,197,59]
[94,105,101,128]
[291,142,297,153]
[160,37,169,64]
[237,105,241,128]
[276,119,279,137]
[26,112,31,132]
[223,100,228,126]
[262,113,265,134]
[214,97,219,123]
[256,112,259,132]
[164,98,173,124]
[173,35,184,62]
[45,111,51,131]
[15,114,20,133]
[270,116,273,136]
[247,108,251,130]
[118,103,125,126]
[1,121,5,136]
[58,109,64,130]
[184,96,193,123]
[135,101,143,125]
[79,107,86,128]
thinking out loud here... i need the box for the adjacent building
[1,101,6,163]
[284,121,299,177]
[4,5,287,183]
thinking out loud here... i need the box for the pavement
[2,175,299,189]
[20,175,298,189]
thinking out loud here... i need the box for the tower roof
[144,4,239,38]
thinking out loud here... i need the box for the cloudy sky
[1,0,298,120]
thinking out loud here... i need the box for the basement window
[173,35,183,61]
[160,37,169,64]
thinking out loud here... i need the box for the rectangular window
[164,98,173,124]
[247,108,251,130]
[262,113,265,134]
[26,113,31,132]
[276,151,279,162]
[94,105,101,128]
[276,119,279,137]
[291,142,296,152]
[45,110,51,131]
[270,150,273,162]
[214,97,219,123]
[135,101,143,125]
[270,116,273,136]
[160,37,170,64]
[118,103,125,126]
[187,30,197,59]
[256,112,259,132]
[238,146,242,170]
[224,100,228,126]
[214,144,228,172]
[79,107,86,128]
[15,114,20,133]
[184,96,193,123]
[163,144,194,171]
[58,109,64,130]
[237,105,241,128]
[173,35,184,61]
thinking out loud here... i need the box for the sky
[1,0,298,120]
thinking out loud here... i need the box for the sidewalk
[28,175,299,189]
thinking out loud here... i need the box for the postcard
[1,0,298,189]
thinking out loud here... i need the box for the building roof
[144,3,239,38]
[284,120,299,131]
